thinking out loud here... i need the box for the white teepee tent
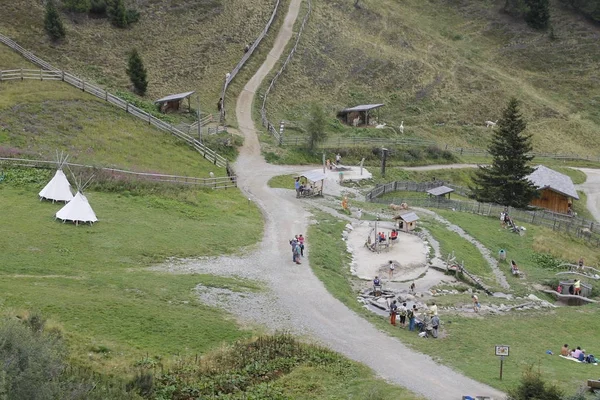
[39,153,73,202]
[55,174,97,225]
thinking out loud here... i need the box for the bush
[507,365,563,400]
[63,0,90,13]
[89,0,107,15]
[44,0,66,40]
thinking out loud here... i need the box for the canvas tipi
[39,153,73,202]
[55,175,97,225]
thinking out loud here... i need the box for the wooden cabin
[336,103,384,127]
[393,212,419,232]
[155,91,195,113]
[527,165,579,214]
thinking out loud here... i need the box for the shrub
[108,0,127,27]
[63,0,90,13]
[507,365,563,400]
[44,0,66,40]
[89,0,107,15]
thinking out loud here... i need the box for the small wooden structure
[297,170,326,197]
[393,212,419,232]
[426,185,454,199]
[155,91,195,113]
[558,279,592,298]
[336,103,384,127]
[527,165,579,214]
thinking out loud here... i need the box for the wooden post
[62,70,65,81]
[40,69,42,80]
[82,80,85,92]
[20,68,23,80]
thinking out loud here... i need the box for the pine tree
[44,0,66,41]
[525,0,551,29]
[471,98,538,208]
[126,49,148,96]
[306,103,327,151]
[108,0,127,28]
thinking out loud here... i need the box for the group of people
[561,344,596,363]
[557,279,582,295]
[289,234,305,264]
[294,178,313,198]
[325,153,342,170]
[377,230,398,243]
[388,300,440,338]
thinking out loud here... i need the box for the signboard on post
[495,345,509,380]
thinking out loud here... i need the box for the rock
[345,223,354,231]
[527,294,542,302]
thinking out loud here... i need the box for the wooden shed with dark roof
[155,91,195,113]
[527,165,579,214]
[336,103,384,127]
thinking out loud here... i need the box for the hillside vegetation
[1,0,274,109]
[264,0,600,156]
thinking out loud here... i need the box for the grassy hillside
[0,74,228,176]
[1,0,275,112]
[264,0,600,156]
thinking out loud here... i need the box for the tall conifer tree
[126,49,148,95]
[471,98,538,208]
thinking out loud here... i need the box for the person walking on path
[389,300,398,326]
[398,302,407,328]
[298,234,305,256]
[409,282,416,294]
[408,305,417,331]
[335,153,341,165]
[294,178,301,198]
[293,241,302,264]
[388,260,395,280]
[290,239,298,262]
[472,294,480,312]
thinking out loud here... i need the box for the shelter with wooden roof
[297,169,326,197]
[426,185,454,199]
[155,91,195,113]
[393,212,419,232]
[527,165,579,214]
[336,103,384,127]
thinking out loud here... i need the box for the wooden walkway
[542,290,598,303]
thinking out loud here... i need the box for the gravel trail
[575,168,600,222]
[165,2,506,398]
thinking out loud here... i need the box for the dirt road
[228,1,506,398]
[575,168,600,222]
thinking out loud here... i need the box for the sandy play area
[347,221,428,282]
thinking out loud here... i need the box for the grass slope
[0,170,263,372]
[264,0,600,156]
[0,79,226,175]
[308,211,600,394]
[1,0,275,110]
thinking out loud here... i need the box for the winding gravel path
[164,2,505,399]
[161,0,504,400]
[575,168,600,222]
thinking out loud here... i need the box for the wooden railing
[220,0,283,123]
[0,34,228,168]
[260,0,312,145]
[0,157,237,189]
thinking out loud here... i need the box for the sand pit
[347,221,428,282]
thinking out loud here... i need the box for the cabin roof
[527,165,579,199]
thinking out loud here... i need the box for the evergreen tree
[108,0,127,28]
[471,98,538,208]
[44,0,66,41]
[126,49,148,95]
[525,0,551,29]
[306,103,327,151]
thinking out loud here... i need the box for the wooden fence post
[40,69,42,80]
[82,80,85,92]
[20,68,23,80]
[62,70,65,81]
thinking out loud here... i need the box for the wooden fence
[365,181,600,246]
[220,0,283,123]
[260,0,312,144]
[0,34,227,168]
[0,157,237,189]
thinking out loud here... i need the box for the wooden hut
[527,165,579,214]
[155,91,195,113]
[426,185,454,199]
[336,104,384,127]
[393,212,419,232]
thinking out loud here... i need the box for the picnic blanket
[560,355,582,363]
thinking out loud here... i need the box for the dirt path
[403,164,481,171]
[167,2,505,398]
[575,168,600,222]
